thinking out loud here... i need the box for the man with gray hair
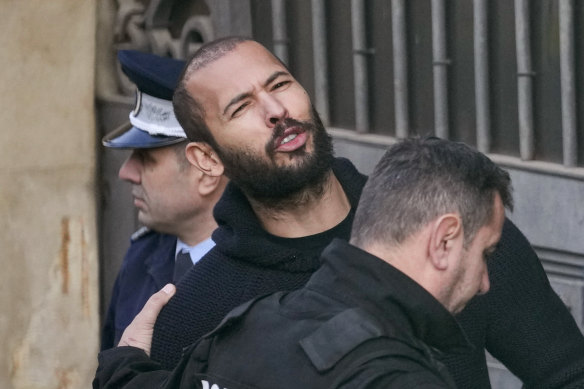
[95,136,512,388]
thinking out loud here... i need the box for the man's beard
[215,106,334,208]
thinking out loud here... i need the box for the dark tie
[173,251,193,283]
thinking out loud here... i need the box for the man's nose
[118,152,141,184]
[262,94,288,128]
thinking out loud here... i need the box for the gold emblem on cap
[132,89,142,116]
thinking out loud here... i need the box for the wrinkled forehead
[186,41,288,110]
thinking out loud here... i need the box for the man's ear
[185,142,224,177]
[197,174,227,197]
[428,214,463,271]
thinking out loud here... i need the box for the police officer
[100,50,227,350]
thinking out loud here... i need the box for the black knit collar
[309,239,473,355]
[211,158,367,272]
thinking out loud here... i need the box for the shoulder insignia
[130,226,152,242]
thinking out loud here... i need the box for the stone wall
[0,2,99,388]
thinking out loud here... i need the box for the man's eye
[134,151,146,162]
[136,150,155,164]
[272,80,290,90]
[232,102,249,117]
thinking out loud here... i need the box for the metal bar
[271,0,288,64]
[351,0,370,133]
[311,0,330,126]
[559,0,577,167]
[473,0,490,153]
[514,0,535,160]
[431,0,449,139]
[392,0,409,138]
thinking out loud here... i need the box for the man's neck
[249,172,351,238]
[175,212,218,247]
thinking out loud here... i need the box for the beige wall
[0,2,99,388]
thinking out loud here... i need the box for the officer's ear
[186,142,224,177]
[198,173,227,197]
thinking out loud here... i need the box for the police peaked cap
[102,50,188,149]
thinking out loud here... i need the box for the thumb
[117,283,176,356]
[139,283,176,321]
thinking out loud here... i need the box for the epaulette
[131,226,152,242]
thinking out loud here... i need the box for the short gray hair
[351,137,513,248]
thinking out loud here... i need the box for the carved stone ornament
[113,0,214,95]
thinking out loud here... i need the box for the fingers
[117,283,176,356]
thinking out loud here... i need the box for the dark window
[250,0,582,167]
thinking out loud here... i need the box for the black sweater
[149,158,584,388]
[150,158,366,367]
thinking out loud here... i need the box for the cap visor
[102,122,185,149]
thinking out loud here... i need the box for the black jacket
[173,238,471,388]
[95,239,470,388]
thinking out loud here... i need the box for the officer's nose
[263,94,288,128]
[118,151,142,184]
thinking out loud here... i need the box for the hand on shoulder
[118,284,176,356]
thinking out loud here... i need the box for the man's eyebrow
[264,71,290,88]
[222,71,291,117]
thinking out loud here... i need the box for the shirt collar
[175,237,216,265]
